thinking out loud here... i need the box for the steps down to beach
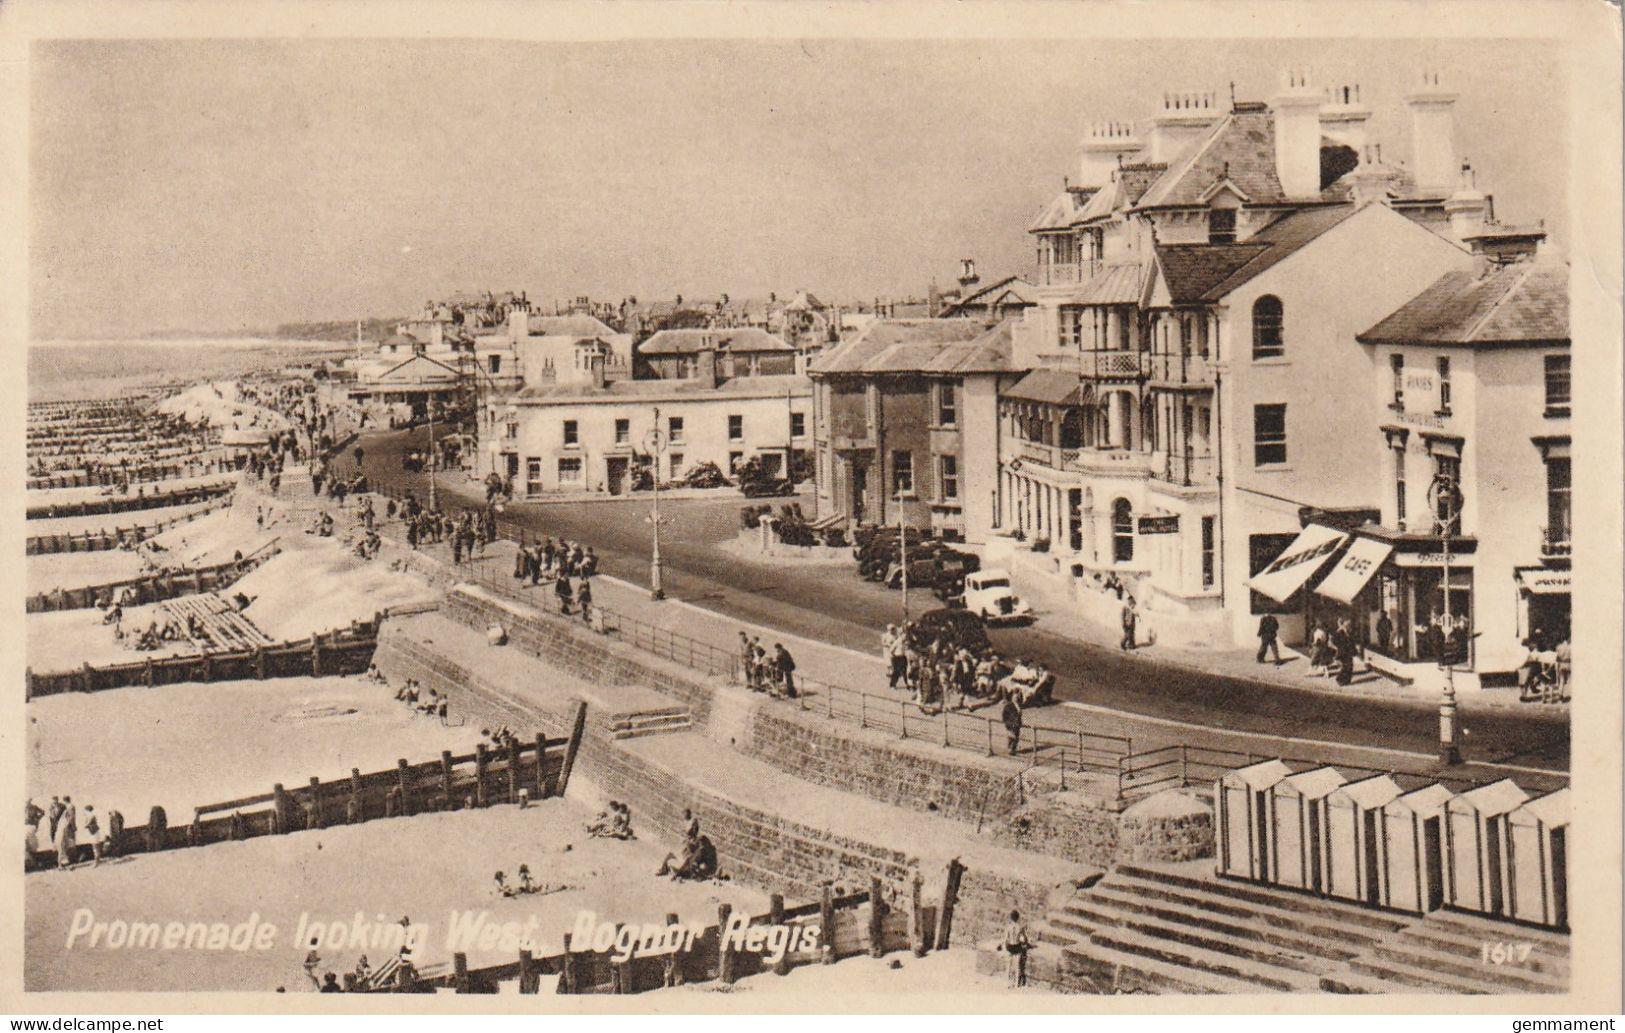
[995,861,1570,995]
[1323,909,1570,995]
[604,705,693,740]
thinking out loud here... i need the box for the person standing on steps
[1003,910,1031,988]
[1256,613,1282,665]
[1119,597,1137,651]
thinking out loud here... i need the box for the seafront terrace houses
[1335,247,1572,690]
[478,326,811,494]
[808,319,1023,544]
[997,70,1493,647]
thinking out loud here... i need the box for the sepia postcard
[2,0,1620,1019]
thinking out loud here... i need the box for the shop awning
[1315,536,1394,604]
[1516,568,1572,595]
[1245,524,1347,603]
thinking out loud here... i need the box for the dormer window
[1208,207,1237,245]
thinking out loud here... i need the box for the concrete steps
[605,706,693,740]
[1322,910,1569,995]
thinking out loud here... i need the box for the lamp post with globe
[644,411,668,601]
[1429,471,1466,765]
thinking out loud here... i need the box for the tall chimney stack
[1270,68,1324,199]
[1405,69,1459,197]
[1077,121,1143,190]
[1445,160,1490,243]
[1319,82,1371,157]
[1147,90,1221,163]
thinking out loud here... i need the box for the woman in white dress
[54,798,77,869]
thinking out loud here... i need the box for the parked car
[741,477,795,498]
[957,569,1033,625]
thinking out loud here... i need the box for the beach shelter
[1268,767,1348,891]
[1215,759,1292,881]
[1507,788,1570,930]
[1444,779,1530,917]
[1320,774,1404,905]
[1376,783,1455,914]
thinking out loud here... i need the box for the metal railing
[1145,351,1216,385]
[1540,524,1572,558]
[1079,350,1146,379]
[1154,452,1215,487]
[799,675,1131,786]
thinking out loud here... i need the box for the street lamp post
[896,491,910,622]
[645,408,667,601]
[427,400,438,512]
[1431,472,1465,765]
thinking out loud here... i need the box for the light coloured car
[958,569,1033,625]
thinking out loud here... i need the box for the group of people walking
[25,796,121,872]
[737,633,797,698]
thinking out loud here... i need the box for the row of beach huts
[1215,761,1568,931]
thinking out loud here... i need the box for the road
[355,427,1570,774]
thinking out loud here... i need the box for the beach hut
[1215,759,1292,881]
[1320,774,1404,905]
[1268,767,1348,891]
[1444,779,1530,917]
[1376,783,1455,914]
[1507,788,1570,930]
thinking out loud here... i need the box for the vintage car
[957,569,1033,625]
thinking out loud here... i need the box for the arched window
[1252,295,1284,360]
[1112,498,1135,563]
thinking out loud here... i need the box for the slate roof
[1004,368,1087,406]
[1028,187,1097,233]
[639,328,793,355]
[939,275,1039,315]
[1133,106,1361,210]
[809,319,1017,376]
[528,314,616,337]
[1358,258,1569,346]
[1153,204,1362,304]
[513,373,809,402]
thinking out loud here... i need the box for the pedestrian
[555,574,573,615]
[1256,613,1281,665]
[1001,695,1022,756]
[884,624,907,689]
[47,796,63,844]
[1120,597,1137,651]
[1310,621,1331,676]
[303,939,323,990]
[577,576,593,623]
[54,796,76,869]
[738,631,752,687]
[773,643,797,699]
[1334,619,1357,686]
[1003,909,1031,988]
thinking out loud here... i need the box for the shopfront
[1299,531,1477,667]
[1516,567,1571,649]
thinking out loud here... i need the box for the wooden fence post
[441,750,455,806]
[717,904,736,984]
[770,894,789,975]
[518,948,535,994]
[272,784,291,835]
[910,869,927,957]
[506,738,519,805]
[820,883,835,963]
[453,952,469,993]
[555,700,589,798]
[348,768,362,824]
[396,759,413,816]
[533,733,548,798]
[475,744,490,807]
[868,877,885,958]
[307,776,323,830]
[310,634,323,677]
[935,858,965,950]
[253,646,267,680]
[560,933,577,994]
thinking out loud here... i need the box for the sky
[30,36,1566,338]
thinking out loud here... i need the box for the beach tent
[1215,759,1292,881]
[1376,783,1455,914]
[1268,767,1348,891]
[1444,779,1530,917]
[1507,788,1570,929]
[1321,774,1404,905]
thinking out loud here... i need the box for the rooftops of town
[810,318,1018,376]
[1358,255,1568,346]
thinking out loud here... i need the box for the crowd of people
[585,801,636,840]
[655,810,720,883]
[737,633,797,698]
[878,623,1054,715]
[24,796,122,872]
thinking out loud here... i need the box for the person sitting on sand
[492,871,515,898]
[657,831,717,882]
[517,865,535,894]
[609,803,635,840]
[586,802,619,837]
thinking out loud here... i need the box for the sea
[28,338,358,404]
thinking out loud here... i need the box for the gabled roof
[784,290,829,312]
[1075,263,1152,306]
[639,328,793,355]
[940,275,1039,315]
[810,319,1012,376]
[528,314,616,337]
[1067,165,1168,227]
[374,353,461,383]
[1029,188,1096,233]
[1005,368,1087,406]
[1357,258,1569,346]
[1133,105,1356,210]
[1152,204,1361,304]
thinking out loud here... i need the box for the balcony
[1079,349,1147,380]
[1010,438,1151,477]
[1040,262,1081,286]
[1152,452,1216,489]
[1541,525,1572,559]
[1146,351,1216,387]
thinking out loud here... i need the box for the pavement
[350,426,1570,780]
